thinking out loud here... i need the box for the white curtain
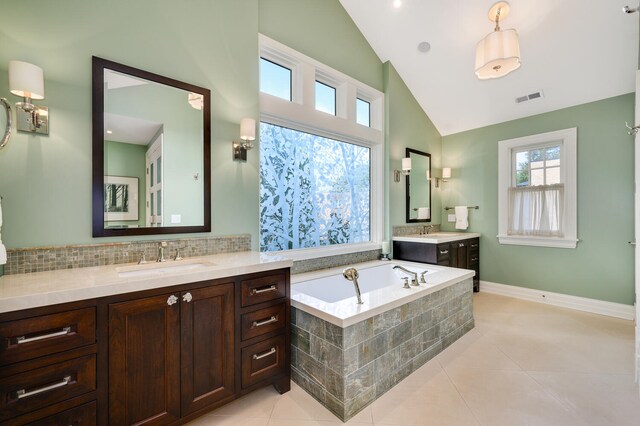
[508,184,564,237]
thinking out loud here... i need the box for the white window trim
[259,34,385,258]
[497,127,578,249]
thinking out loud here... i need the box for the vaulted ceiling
[340,0,639,135]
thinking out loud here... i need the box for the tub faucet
[342,267,364,304]
[157,241,168,262]
[393,265,419,287]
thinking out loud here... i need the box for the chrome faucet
[393,265,419,287]
[420,225,434,236]
[157,241,168,262]
[137,251,147,265]
[342,267,364,304]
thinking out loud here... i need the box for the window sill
[497,235,578,249]
[268,242,382,261]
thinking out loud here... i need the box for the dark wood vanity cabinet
[394,238,480,292]
[0,268,290,426]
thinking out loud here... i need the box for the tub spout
[393,265,419,286]
[342,267,364,304]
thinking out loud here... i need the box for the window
[356,98,370,127]
[498,128,577,248]
[315,81,336,115]
[260,123,370,251]
[259,34,384,258]
[260,58,291,101]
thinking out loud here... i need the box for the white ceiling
[339,0,639,135]
[104,112,162,145]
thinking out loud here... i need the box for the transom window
[356,98,370,127]
[259,58,291,101]
[315,81,336,115]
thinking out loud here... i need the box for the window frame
[258,34,384,260]
[497,128,578,249]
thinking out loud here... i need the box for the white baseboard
[479,280,635,321]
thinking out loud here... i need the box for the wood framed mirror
[405,147,432,223]
[92,57,211,237]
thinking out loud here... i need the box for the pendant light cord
[494,7,502,31]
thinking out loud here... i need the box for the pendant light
[475,2,521,80]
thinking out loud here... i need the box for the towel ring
[0,98,12,150]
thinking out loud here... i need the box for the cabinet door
[109,294,181,426]
[180,283,235,416]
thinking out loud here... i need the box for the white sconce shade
[426,170,431,180]
[240,118,256,141]
[188,92,203,110]
[475,28,521,80]
[442,167,452,180]
[402,157,411,173]
[9,61,45,99]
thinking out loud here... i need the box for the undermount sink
[117,261,215,278]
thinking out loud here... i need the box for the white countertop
[393,232,481,244]
[0,251,293,314]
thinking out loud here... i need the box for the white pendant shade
[9,60,45,99]
[442,167,452,179]
[240,118,256,141]
[475,28,521,80]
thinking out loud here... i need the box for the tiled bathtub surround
[392,224,441,236]
[290,278,474,421]
[291,249,381,274]
[3,235,251,275]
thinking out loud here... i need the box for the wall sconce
[428,168,451,188]
[9,61,49,135]
[393,157,412,182]
[232,118,256,162]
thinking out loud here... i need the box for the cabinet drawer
[241,334,286,388]
[241,273,286,307]
[24,401,96,426]
[436,244,450,262]
[468,238,480,253]
[469,253,480,265]
[0,354,96,422]
[0,308,96,366]
[241,303,286,342]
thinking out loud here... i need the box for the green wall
[384,63,443,229]
[104,140,147,227]
[0,0,440,249]
[442,94,635,305]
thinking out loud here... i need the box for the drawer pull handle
[471,257,479,262]
[471,244,478,248]
[251,284,277,295]
[16,327,71,344]
[17,376,71,399]
[253,347,276,360]
[439,250,449,254]
[252,315,278,328]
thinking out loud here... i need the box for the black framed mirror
[92,57,211,237]
[405,147,432,223]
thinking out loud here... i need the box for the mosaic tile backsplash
[3,235,251,275]
[392,224,441,236]
[291,250,381,274]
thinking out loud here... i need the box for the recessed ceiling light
[393,0,402,8]
[417,41,431,53]
[106,130,113,134]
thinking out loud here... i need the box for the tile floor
[188,292,640,425]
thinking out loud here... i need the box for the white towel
[455,206,468,230]
[0,197,5,265]
[417,207,430,220]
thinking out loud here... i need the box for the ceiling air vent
[515,91,544,104]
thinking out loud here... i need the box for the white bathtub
[291,260,474,327]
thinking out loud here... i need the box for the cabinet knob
[182,292,193,303]
[167,295,178,306]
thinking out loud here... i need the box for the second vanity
[0,252,292,426]
[393,232,481,292]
